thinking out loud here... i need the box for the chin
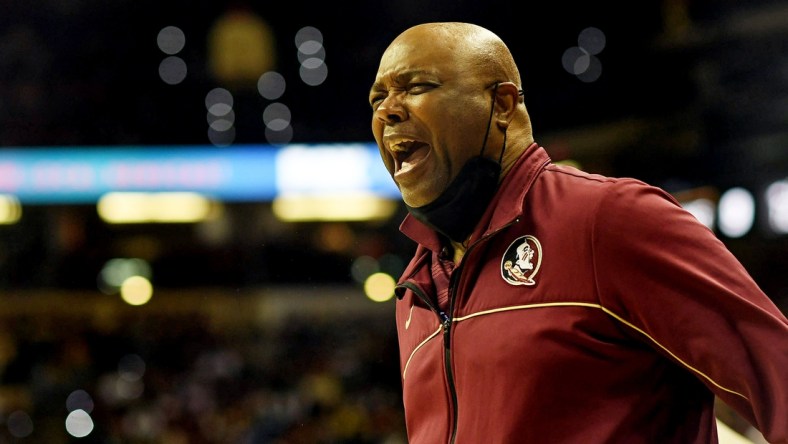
[401,193,421,208]
[402,192,434,209]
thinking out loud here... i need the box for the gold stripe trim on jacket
[439,301,749,400]
[452,301,602,322]
[402,325,442,380]
[594,304,749,401]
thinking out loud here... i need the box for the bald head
[388,22,522,94]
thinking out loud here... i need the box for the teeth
[390,139,417,152]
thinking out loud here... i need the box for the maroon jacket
[394,144,788,443]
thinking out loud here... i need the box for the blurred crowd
[0,300,406,443]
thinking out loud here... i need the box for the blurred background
[0,0,787,442]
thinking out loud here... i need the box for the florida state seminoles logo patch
[501,235,542,286]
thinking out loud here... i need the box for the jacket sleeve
[591,179,788,443]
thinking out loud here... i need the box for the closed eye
[369,82,438,109]
[408,83,438,94]
[369,93,386,109]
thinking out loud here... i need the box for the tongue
[400,144,429,172]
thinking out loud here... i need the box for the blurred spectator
[0,306,406,443]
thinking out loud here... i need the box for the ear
[493,82,520,130]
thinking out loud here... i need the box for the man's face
[369,29,492,208]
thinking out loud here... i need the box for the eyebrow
[369,69,438,94]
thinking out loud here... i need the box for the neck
[498,135,534,181]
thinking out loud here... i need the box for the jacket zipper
[445,270,460,444]
[445,218,521,443]
[397,280,458,443]
[399,217,521,444]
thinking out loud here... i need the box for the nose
[374,93,407,125]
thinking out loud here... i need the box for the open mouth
[389,139,430,174]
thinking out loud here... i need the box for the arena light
[272,192,397,222]
[718,187,756,238]
[673,186,717,230]
[0,194,22,224]
[120,276,153,306]
[765,179,788,234]
[98,258,152,295]
[97,192,221,224]
[681,198,716,230]
[276,144,374,194]
[65,409,94,438]
[0,143,398,204]
[364,272,396,302]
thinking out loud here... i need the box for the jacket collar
[399,143,550,253]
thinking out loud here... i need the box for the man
[369,22,788,443]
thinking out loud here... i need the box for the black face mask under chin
[405,155,501,242]
[404,83,506,243]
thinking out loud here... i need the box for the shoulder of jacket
[542,164,665,196]
[543,163,624,184]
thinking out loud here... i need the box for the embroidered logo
[501,235,542,286]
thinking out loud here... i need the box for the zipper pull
[439,311,451,331]
[439,311,452,348]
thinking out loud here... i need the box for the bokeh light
[98,192,219,224]
[65,409,94,438]
[272,193,396,221]
[263,103,291,131]
[364,272,396,302]
[300,61,328,86]
[562,27,605,82]
[208,109,235,132]
[0,194,22,224]
[295,26,323,48]
[207,9,275,87]
[98,373,145,406]
[718,187,756,238]
[766,179,788,234]
[99,258,152,294]
[562,47,588,75]
[156,26,186,55]
[298,39,323,56]
[158,56,187,85]
[120,275,154,306]
[296,26,327,86]
[208,102,232,117]
[682,198,716,229]
[118,354,146,381]
[257,71,286,100]
[297,44,325,64]
[205,87,234,110]
[7,410,33,438]
[577,57,602,82]
[205,88,235,146]
[578,27,606,55]
[66,389,95,413]
[351,255,379,283]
